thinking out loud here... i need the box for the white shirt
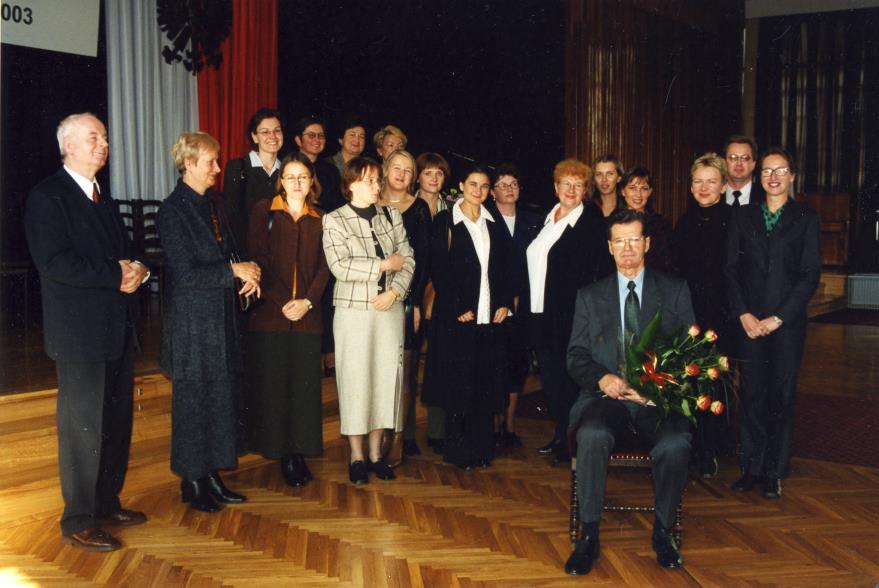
[63,165,99,201]
[501,213,516,236]
[725,181,753,206]
[248,150,281,175]
[526,202,584,313]
[617,269,645,332]
[452,199,494,324]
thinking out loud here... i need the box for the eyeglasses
[281,175,312,184]
[494,181,519,190]
[610,236,645,249]
[302,132,325,140]
[559,181,586,191]
[256,128,282,137]
[727,154,753,163]
[760,167,791,177]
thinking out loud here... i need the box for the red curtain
[197,0,278,189]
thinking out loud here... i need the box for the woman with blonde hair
[373,124,408,161]
[158,132,261,512]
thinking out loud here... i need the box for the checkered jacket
[322,204,415,309]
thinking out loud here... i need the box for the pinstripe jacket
[322,203,415,309]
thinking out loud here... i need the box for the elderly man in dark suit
[24,113,149,552]
[564,209,695,575]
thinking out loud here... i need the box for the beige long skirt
[334,304,405,436]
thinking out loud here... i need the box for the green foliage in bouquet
[625,310,732,424]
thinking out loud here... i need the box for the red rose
[696,394,711,411]
[707,367,720,381]
[685,363,700,377]
[710,400,724,415]
[688,324,701,338]
[704,329,718,343]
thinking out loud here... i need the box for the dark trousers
[574,397,691,529]
[738,324,806,479]
[535,344,579,444]
[55,332,135,534]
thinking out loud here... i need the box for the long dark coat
[422,208,514,413]
[158,180,241,480]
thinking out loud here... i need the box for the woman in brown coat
[246,153,330,486]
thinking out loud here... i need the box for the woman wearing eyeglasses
[725,146,820,500]
[322,157,414,484]
[525,159,612,463]
[246,153,330,487]
[223,108,284,254]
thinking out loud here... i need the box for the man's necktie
[624,280,640,347]
[732,190,741,207]
[92,183,100,204]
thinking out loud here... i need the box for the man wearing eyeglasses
[723,135,765,207]
[563,209,695,575]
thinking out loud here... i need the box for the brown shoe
[96,509,147,527]
[61,528,122,552]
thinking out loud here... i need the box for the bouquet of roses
[625,310,731,424]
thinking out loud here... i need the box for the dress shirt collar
[63,165,100,200]
[452,199,494,225]
[248,150,281,174]
[543,202,584,228]
[726,180,753,205]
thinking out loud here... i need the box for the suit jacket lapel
[58,170,120,255]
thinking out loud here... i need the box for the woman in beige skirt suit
[322,157,414,484]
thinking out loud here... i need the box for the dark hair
[619,166,655,212]
[759,145,797,175]
[461,162,493,184]
[415,152,450,178]
[606,209,646,239]
[341,156,382,201]
[275,152,322,206]
[336,114,366,139]
[294,115,327,137]
[247,108,283,148]
[493,162,521,184]
[724,135,758,159]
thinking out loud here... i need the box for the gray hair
[56,112,98,157]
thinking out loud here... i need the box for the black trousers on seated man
[573,396,691,529]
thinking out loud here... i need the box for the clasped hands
[118,260,149,293]
[369,253,406,311]
[740,312,780,339]
[282,298,310,322]
[599,373,648,405]
[232,261,261,298]
[457,307,509,324]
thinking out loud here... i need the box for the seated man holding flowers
[564,209,696,575]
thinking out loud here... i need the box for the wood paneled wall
[565,0,743,222]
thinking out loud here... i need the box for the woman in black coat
[158,132,262,512]
[620,166,674,273]
[672,152,733,478]
[525,158,612,462]
[423,163,514,469]
[725,146,820,499]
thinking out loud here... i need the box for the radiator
[847,274,879,309]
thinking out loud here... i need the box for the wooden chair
[568,424,683,545]
[130,199,165,316]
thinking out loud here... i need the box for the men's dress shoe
[426,438,445,454]
[537,437,562,455]
[731,473,764,492]
[403,439,421,456]
[349,460,368,484]
[763,477,783,499]
[96,508,147,527]
[652,526,683,569]
[181,479,222,513]
[62,528,122,552]
[564,534,600,575]
[205,471,246,503]
[369,458,396,480]
[281,456,308,487]
[700,456,719,479]
[503,431,523,448]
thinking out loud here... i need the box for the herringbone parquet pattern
[1,372,878,587]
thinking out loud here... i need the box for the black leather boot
[180,478,221,513]
[205,471,246,503]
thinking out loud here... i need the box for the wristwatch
[771,316,783,327]
[304,299,313,310]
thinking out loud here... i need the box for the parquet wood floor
[1,326,878,586]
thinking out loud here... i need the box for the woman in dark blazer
[246,153,330,487]
[158,132,261,512]
[725,146,820,499]
[424,163,514,470]
[672,152,733,479]
[620,166,674,273]
[525,158,612,462]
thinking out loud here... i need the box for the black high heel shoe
[205,471,246,503]
[181,478,221,513]
[281,455,311,487]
